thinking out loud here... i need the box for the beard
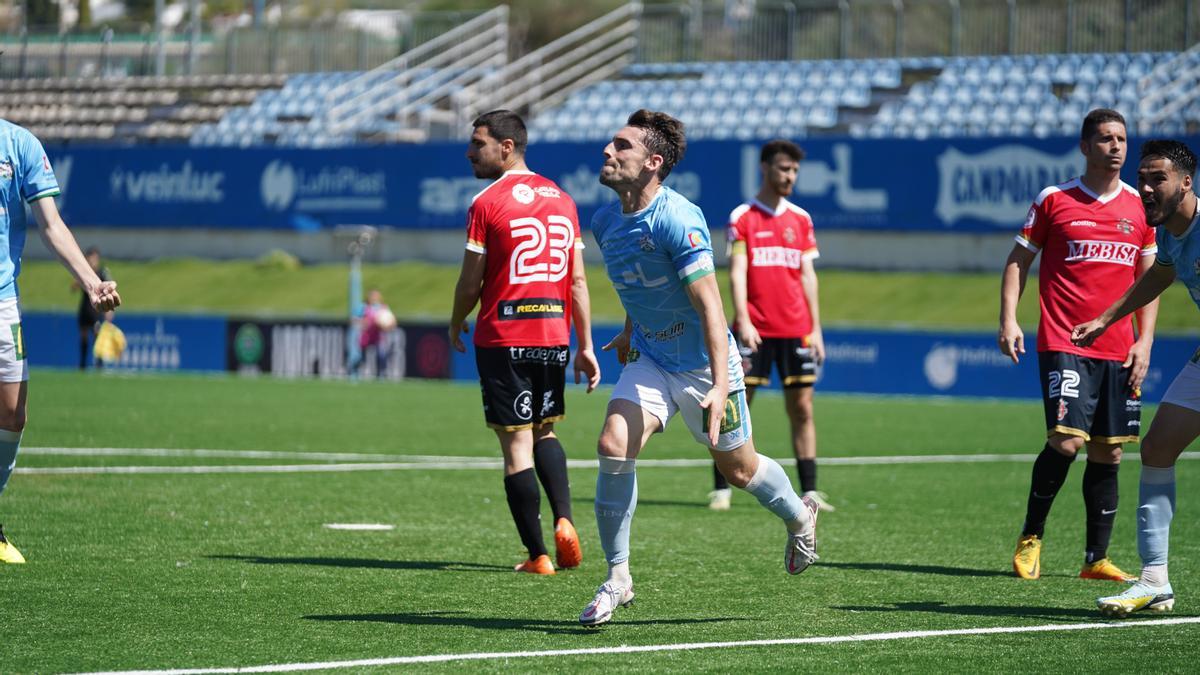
[598,168,624,188]
[1146,185,1186,226]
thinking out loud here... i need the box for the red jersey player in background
[999,108,1159,583]
[708,139,832,513]
[450,110,601,575]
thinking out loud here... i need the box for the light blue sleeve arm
[657,201,715,284]
[17,128,60,202]
[1155,226,1174,266]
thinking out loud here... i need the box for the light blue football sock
[743,453,804,523]
[0,428,22,496]
[1137,465,1176,568]
[595,456,637,566]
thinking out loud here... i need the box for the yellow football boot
[1080,558,1137,582]
[1013,534,1041,579]
[1098,582,1174,618]
[0,525,25,564]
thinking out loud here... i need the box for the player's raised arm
[685,272,730,447]
[31,197,119,312]
[570,245,600,391]
[728,239,759,353]
[1123,253,1161,389]
[1072,260,1175,349]
[998,243,1036,364]
[800,255,824,365]
[449,249,486,352]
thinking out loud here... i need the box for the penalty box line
[81,616,1200,674]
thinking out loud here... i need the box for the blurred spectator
[355,288,396,378]
[72,247,112,369]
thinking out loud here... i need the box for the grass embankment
[17,258,1200,332]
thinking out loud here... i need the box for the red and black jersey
[727,198,819,338]
[1016,178,1156,361]
[465,171,582,348]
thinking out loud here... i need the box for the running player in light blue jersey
[578,110,818,627]
[0,120,121,564]
[1073,139,1200,617]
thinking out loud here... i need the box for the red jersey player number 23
[465,171,583,348]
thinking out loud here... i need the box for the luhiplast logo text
[110,162,225,203]
[261,160,386,212]
[936,145,1078,226]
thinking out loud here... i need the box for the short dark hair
[626,109,686,180]
[760,139,804,165]
[1080,108,1126,141]
[472,109,527,154]
[1141,139,1198,178]
[85,246,100,256]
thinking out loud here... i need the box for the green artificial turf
[19,259,1200,332]
[3,371,1198,672]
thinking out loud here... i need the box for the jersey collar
[751,197,790,216]
[1072,178,1125,205]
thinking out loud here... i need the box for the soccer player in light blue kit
[578,110,818,627]
[1073,140,1200,616]
[0,120,121,563]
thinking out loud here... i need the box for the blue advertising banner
[23,313,227,372]
[46,135,1199,234]
[450,325,1198,403]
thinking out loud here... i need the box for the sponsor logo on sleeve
[687,231,704,248]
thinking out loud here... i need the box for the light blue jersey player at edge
[1073,139,1200,617]
[0,120,121,564]
[578,109,819,627]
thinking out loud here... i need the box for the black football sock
[1083,460,1120,564]
[504,469,547,559]
[1022,443,1076,538]
[533,437,572,524]
[713,462,729,490]
[797,459,817,493]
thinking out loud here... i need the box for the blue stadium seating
[190,52,1197,146]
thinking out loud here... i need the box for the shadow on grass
[305,611,748,635]
[209,555,512,573]
[832,601,1097,621]
[819,561,1019,578]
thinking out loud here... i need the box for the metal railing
[637,0,1200,63]
[320,6,509,139]
[1139,41,1200,126]
[0,10,486,78]
[458,2,643,134]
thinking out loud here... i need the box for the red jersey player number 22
[466,172,582,349]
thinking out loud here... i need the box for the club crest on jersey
[0,161,11,179]
[511,184,535,205]
[687,231,704,249]
[638,233,656,252]
[1116,218,1134,234]
[783,226,796,244]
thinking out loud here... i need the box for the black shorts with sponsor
[1038,351,1141,444]
[476,345,569,431]
[739,336,817,389]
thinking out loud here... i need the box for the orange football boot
[554,518,583,569]
[514,554,556,575]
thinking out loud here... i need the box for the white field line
[79,616,1200,674]
[16,449,1200,476]
[22,447,456,462]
